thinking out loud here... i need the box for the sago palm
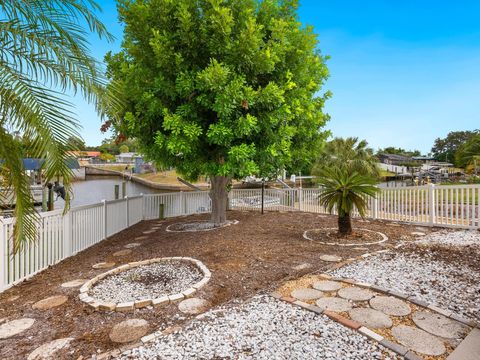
[0,0,113,251]
[313,137,380,177]
[317,167,379,235]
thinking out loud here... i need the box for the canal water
[53,175,165,209]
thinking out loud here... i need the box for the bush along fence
[1,184,479,292]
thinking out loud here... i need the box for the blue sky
[74,0,480,153]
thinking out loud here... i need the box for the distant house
[115,152,141,163]
[378,153,412,165]
[67,151,101,166]
[411,156,436,164]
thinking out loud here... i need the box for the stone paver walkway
[286,275,475,359]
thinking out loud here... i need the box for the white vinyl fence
[1,184,479,292]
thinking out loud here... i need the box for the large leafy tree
[313,137,380,178]
[105,0,330,225]
[0,0,112,249]
[431,130,479,165]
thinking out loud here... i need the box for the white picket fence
[1,184,479,292]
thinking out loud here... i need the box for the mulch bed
[0,210,433,359]
[304,227,386,245]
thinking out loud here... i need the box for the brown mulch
[306,227,384,244]
[0,210,434,359]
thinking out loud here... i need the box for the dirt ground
[0,210,436,359]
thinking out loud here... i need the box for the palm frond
[0,0,113,250]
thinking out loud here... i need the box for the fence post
[298,189,303,211]
[372,187,379,219]
[63,211,72,258]
[140,193,145,220]
[125,196,129,227]
[428,184,436,226]
[180,191,185,215]
[0,221,6,292]
[102,199,107,239]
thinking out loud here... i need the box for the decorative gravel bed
[330,231,480,321]
[90,260,203,303]
[166,220,239,232]
[117,296,401,360]
[415,229,480,248]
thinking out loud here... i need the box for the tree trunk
[338,213,352,235]
[210,175,229,226]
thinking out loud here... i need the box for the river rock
[178,298,209,315]
[0,318,35,339]
[291,288,323,301]
[312,280,343,292]
[124,243,141,249]
[392,325,446,356]
[61,279,87,288]
[319,255,342,262]
[27,338,73,360]
[369,296,411,316]
[412,311,468,339]
[315,297,352,312]
[338,286,374,301]
[109,319,149,343]
[348,308,393,329]
[32,295,68,310]
[92,262,115,269]
[113,249,132,257]
[411,232,426,236]
[292,263,312,271]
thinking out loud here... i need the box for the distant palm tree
[0,0,112,250]
[317,167,379,235]
[313,137,380,177]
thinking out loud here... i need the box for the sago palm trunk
[338,213,352,235]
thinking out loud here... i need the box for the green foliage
[99,152,115,162]
[313,137,380,178]
[0,0,112,250]
[97,136,137,155]
[105,0,330,182]
[119,144,129,154]
[376,147,421,158]
[431,130,479,165]
[455,134,480,169]
[317,167,379,234]
[66,136,86,151]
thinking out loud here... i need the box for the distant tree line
[431,130,480,168]
[66,136,138,156]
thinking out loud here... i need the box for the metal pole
[47,183,54,211]
[261,180,265,215]
[159,203,165,219]
[122,181,127,198]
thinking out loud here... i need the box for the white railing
[1,184,479,292]
[0,192,210,292]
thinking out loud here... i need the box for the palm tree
[317,167,379,235]
[313,137,380,177]
[0,0,112,250]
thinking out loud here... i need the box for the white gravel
[117,296,401,360]
[330,230,480,321]
[90,261,203,303]
[415,230,480,249]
